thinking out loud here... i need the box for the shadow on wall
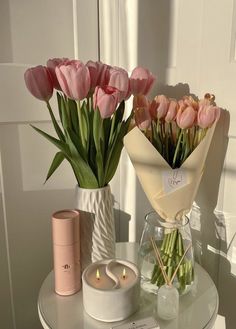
[137,0,171,95]
[190,110,236,329]
[114,207,131,242]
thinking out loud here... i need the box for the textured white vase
[74,185,115,270]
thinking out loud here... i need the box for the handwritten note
[162,169,187,194]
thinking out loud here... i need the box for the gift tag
[162,169,187,194]
[111,317,160,329]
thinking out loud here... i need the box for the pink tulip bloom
[198,97,211,108]
[176,106,196,129]
[165,99,178,123]
[86,60,108,90]
[97,62,111,87]
[198,104,221,128]
[133,94,149,110]
[130,66,155,95]
[182,96,198,111]
[149,95,169,120]
[133,95,151,130]
[86,60,99,89]
[93,86,119,119]
[108,67,130,102]
[156,95,169,120]
[56,60,90,100]
[149,98,159,119]
[24,65,53,101]
[135,107,151,130]
[47,58,69,90]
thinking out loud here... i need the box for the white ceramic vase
[74,185,116,270]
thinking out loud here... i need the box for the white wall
[0,1,100,329]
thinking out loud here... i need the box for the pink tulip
[24,65,53,101]
[176,106,196,129]
[97,63,111,87]
[86,60,108,90]
[93,86,119,118]
[133,95,151,130]
[108,67,130,101]
[135,107,151,130]
[55,60,90,100]
[198,104,221,128]
[165,99,178,123]
[149,95,169,120]
[133,94,149,110]
[47,58,69,90]
[130,66,155,95]
[182,96,198,111]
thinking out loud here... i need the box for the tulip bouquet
[133,93,220,169]
[24,59,155,188]
[124,93,220,292]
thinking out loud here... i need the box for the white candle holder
[82,259,140,322]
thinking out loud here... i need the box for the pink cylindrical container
[52,209,80,296]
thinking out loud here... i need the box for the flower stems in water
[151,229,194,293]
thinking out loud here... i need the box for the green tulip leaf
[46,102,65,142]
[93,108,105,186]
[56,92,63,123]
[64,130,98,188]
[66,128,87,162]
[114,101,125,127]
[68,98,79,134]
[44,152,65,183]
[31,125,70,155]
[60,96,70,130]
[105,141,123,184]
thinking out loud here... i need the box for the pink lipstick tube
[52,209,80,296]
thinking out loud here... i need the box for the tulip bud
[97,63,111,87]
[197,104,221,128]
[47,58,69,90]
[135,107,151,130]
[182,96,198,111]
[165,99,178,123]
[176,106,196,129]
[149,95,169,120]
[93,86,119,119]
[133,94,149,111]
[108,67,130,102]
[86,60,108,90]
[24,65,53,101]
[56,60,90,100]
[130,66,155,95]
[133,94,151,130]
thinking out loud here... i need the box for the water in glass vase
[138,240,161,294]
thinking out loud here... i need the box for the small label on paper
[162,169,187,194]
[111,317,160,329]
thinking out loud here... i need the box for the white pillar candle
[82,259,140,322]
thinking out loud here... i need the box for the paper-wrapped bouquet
[124,93,220,291]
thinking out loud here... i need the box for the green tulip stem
[77,100,86,149]
[150,229,193,293]
[172,129,184,168]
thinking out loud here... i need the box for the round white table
[38,242,219,329]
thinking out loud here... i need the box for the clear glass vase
[138,211,194,295]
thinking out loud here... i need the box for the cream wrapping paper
[124,123,216,221]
